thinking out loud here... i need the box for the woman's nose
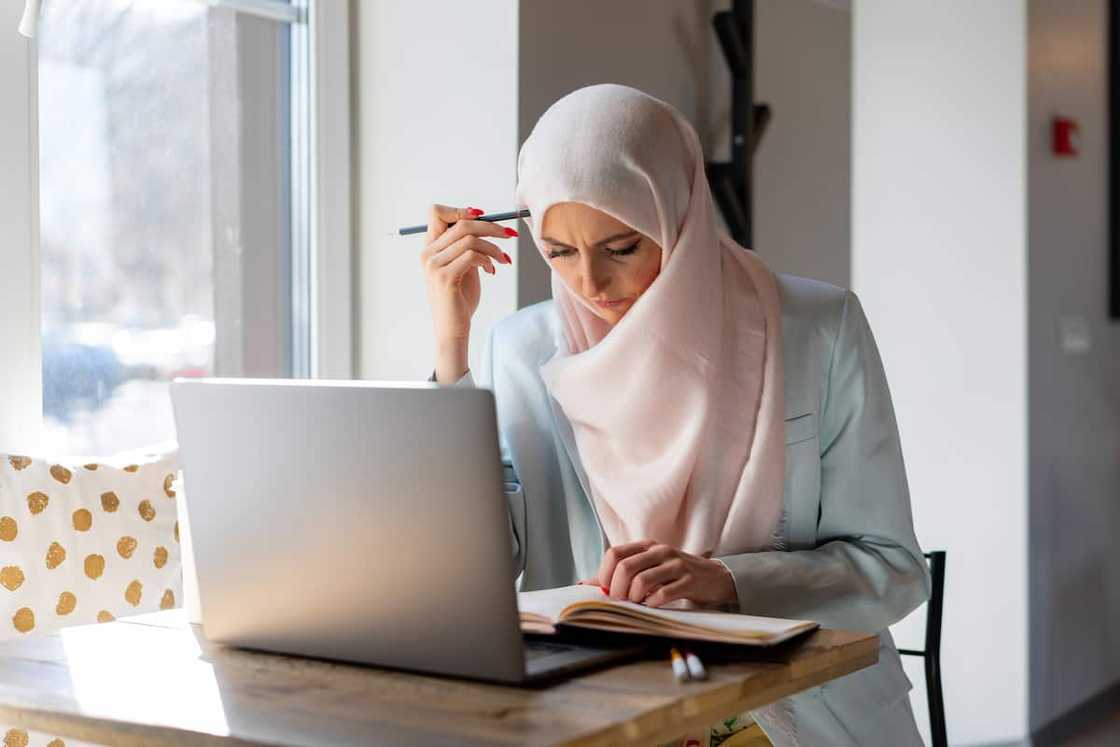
[580,258,609,297]
[582,273,611,298]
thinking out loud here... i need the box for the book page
[517,584,606,623]
[518,585,817,645]
[570,599,813,637]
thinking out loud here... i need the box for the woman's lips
[593,297,631,310]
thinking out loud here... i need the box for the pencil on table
[684,649,708,681]
[670,647,690,683]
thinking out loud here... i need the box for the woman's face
[539,202,662,325]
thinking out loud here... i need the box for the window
[36,0,312,456]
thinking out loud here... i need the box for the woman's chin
[591,307,626,325]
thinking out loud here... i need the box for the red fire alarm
[1052,117,1080,157]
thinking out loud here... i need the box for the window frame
[0,0,41,453]
[308,0,353,380]
[0,0,353,454]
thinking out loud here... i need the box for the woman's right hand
[421,204,515,383]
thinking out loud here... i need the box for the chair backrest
[904,551,949,747]
[922,551,946,657]
[898,550,947,659]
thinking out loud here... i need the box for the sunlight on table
[60,617,230,736]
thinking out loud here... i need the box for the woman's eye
[546,241,639,259]
[607,242,640,257]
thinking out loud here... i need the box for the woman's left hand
[583,539,738,608]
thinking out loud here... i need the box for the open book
[518,585,818,646]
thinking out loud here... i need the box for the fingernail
[503,227,519,237]
[502,252,512,264]
[467,207,484,217]
[600,585,609,595]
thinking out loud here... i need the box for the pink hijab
[516,84,786,557]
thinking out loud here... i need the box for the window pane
[38,0,299,456]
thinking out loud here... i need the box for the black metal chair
[898,551,947,747]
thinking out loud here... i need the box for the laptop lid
[171,378,526,682]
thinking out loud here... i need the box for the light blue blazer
[459,274,930,746]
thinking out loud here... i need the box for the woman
[421,84,929,746]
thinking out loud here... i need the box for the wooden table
[0,611,877,746]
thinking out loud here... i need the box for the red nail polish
[467,207,484,217]
[502,252,512,264]
[600,585,609,595]
[503,227,519,237]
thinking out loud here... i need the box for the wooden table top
[0,611,878,746]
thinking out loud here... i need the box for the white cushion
[0,447,181,639]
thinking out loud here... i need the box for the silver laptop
[170,378,640,684]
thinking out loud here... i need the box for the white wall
[1027,0,1120,731]
[751,0,851,287]
[0,1,43,453]
[854,2,1029,745]
[353,0,519,379]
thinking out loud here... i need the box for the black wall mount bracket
[705,0,771,249]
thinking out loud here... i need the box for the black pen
[398,208,531,237]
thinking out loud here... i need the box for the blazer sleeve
[715,291,931,632]
[429,344,527,575]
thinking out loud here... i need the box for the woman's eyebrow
[540,231,640,249]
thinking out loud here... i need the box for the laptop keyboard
[523,639,585,661]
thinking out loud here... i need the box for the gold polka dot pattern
[45,542,66,570]
[124,580,143,607]
[116,536,138,559]
[0,567,24,592]
[26,492,49,515]
[84,554,105,580]
[2,452,182,641]
[2,728,29,747]
[47,739,66,747]
[100,491,119,512]
[138,500,156,522]
[12,607,34,633]
[72,508,92,532]
[56,591,76,615]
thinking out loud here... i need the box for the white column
[0,0,42,453]
[854,1,1028,744]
